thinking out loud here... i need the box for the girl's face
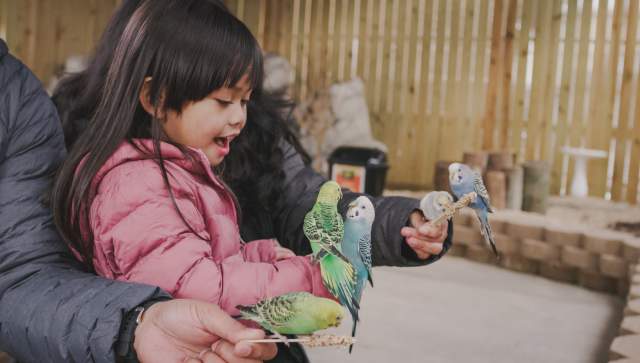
[162,74,252,166]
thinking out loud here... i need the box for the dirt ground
[308,258,623,363]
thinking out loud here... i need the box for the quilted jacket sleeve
[90,164,331,315]
[0,40,170,363]
[273,140,452,267]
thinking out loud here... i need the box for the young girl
[51,0,331,315]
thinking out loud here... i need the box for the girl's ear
[139,77,165,119]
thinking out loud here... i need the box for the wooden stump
[488,151,515,171]
[506,166,523,210]
[484,171,506,209]
[463,152,488,173]
[434,160,454,193]
[522,161,550,214]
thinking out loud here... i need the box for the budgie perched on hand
[341,196,375,352]
[237,292,344,338]
[303,181,359,329]
[419,191,454,221]
[449,163,499,257]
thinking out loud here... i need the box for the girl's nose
[228,102,246,127]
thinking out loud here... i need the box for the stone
[583,229,625,256]
[610,335,640,359]
[499,255,539,274]
[561,245,598,271]
[452,225,483,246]
[600,254,629,279]
[623,238,640,264]
[539,262,578,284]
[506,222,545,241]
[578,271,616,293]
[521,238,560,261]
[466,243,496,264]
[494,233,520,255]
[544,225,583,247]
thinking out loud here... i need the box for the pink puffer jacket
[87,139,331,314]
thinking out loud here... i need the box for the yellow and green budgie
[303,181,359,331]
[237,292,344,336]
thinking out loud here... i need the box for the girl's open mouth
[214,136,230,148]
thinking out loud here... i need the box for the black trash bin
[328,146,389,197]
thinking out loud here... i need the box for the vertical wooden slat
[0,0,7,41]
[458,0,475,153]
[613,0,638,200]
[566,0,593,191]
[525,0,553,161]
[603,0,624,199]
[539,0,562,162]
[482,0,503,150]
[473,0,491,150]
[438,0,461,162]
[372,0,387,114]
[360,0,375,85]
[289,0,301,99]
[336,0,349,81]
[552,0,578,194]
[412,0,434,187]
[235,0,245,21]
[392,0,417,185]
[256,0,267,48]
[500,0,518,150]
[585,0,613,197]
[350,0,362,79]
[298,0,312,101]
[510,0,535,161]
[629,72,640,203]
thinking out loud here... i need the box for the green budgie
[303,181,359,328]
[341,196,375,352]
[237,292,344,338]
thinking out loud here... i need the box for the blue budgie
[448,163,499,257]
[341,196,375,352]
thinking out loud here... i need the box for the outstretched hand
[134,299,277,363]
[400,210,448,260]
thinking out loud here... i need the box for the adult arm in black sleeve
[0,39,169,363]
[273,140,452,267]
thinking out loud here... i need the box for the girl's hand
[272,240,296,260]
[400,210,448,260]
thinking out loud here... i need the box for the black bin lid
[328,146,388,168]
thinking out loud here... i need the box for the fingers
[195,302,261,344]
[213,340,265,363]
[417,220,448,240]
[235,341,278,361]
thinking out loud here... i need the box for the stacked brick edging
[448,208,640,361]
[450,208,639,296]
[608,264,640,361]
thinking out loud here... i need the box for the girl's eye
[215,98,233,106]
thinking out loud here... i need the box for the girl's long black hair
[52,0,310,267]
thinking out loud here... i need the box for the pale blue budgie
[341,196,375,351]
[448,163,499,257]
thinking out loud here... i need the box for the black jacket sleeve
[273,140,452,267]
[0,39,170,363]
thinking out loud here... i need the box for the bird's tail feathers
[477,213,500,259]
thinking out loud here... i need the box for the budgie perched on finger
[341,196,375,352]
[303,181,359,328]
[237,292,344,339]
[448,163,499,258]
[419,191,454,221]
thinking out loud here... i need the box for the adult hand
[134,299,277,363]
[400,210,448,260]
